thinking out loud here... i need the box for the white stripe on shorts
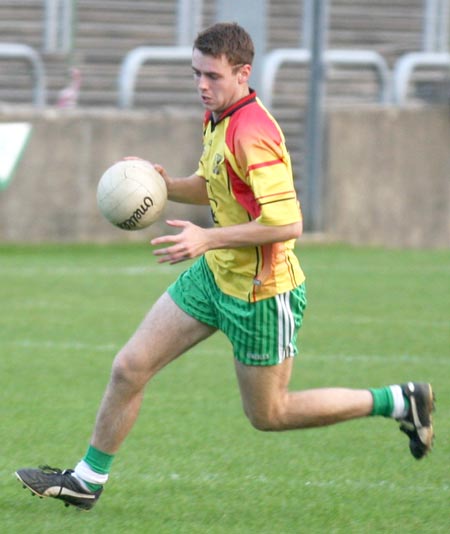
[275,292,295,364]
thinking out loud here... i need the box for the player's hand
[151,220,210,264]
[121,157,168,184]
[152,163,172,190]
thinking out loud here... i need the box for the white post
[177,0,204,46]
[437,0,449,51]
[302,0,314,49]
[423,0,449,52]
[216,0,267,93]
[43,0,74,54]
[305,0,329,231]
[44,0,58,52]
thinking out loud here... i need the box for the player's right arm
[153,164,209,205]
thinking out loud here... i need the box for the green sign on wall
[0,122,32,190]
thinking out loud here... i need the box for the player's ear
[238,64,251,84]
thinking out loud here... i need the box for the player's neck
[212,87,251,122]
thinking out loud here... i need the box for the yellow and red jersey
[196,90,305,302]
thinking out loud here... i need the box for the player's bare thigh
[113,292,216,386]
[234,357,293,430]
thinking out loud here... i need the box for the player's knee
[245,406,285,432]
[110,348,149,390]
[110,355,135,388]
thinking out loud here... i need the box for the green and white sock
[74,445,115,492]
[389,384,409,419]
[369,385,410,419]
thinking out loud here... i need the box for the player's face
[192,49,251,117]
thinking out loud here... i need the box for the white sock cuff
[390,384,407,419]
[74,460,109,486]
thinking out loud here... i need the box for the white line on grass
[3,262,449,276]
[308,263,450,275]
[192,346,449,365]
[0,265,179,276]
[301,478,449,492]
[5,340,449,365]
[6,339,118,352]
[300,352,450,364]
[313,315,450,329]
[134,471,449,492]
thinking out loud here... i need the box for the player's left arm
[151,218,302,264]
[153,164,209,205]
[152,111,302,263]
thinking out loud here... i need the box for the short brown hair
[193,22,254,66]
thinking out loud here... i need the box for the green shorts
[167,256,307,366]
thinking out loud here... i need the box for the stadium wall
[0,108,211,243]
[0,106,448,248]
[325,106,450,248]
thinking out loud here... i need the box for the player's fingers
[156,255,189,264]
[165,219,190,228]
[152,163,165,174]
[153,246,175,256]
[153,242,187,256]
[151,233,180,246]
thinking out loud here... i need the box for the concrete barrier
[325,105,450,248]
[0,107,210,242]
[0,105,449,248]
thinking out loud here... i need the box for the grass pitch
[1,243,449,533]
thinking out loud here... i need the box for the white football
[97,159,167,230]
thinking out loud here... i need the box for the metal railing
[117,46,193,109]
[118,46,392,110]
[260,48,391,108]
[392,52,450,104]
[0,43,46,107]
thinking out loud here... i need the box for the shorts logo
[246,352,270,361]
